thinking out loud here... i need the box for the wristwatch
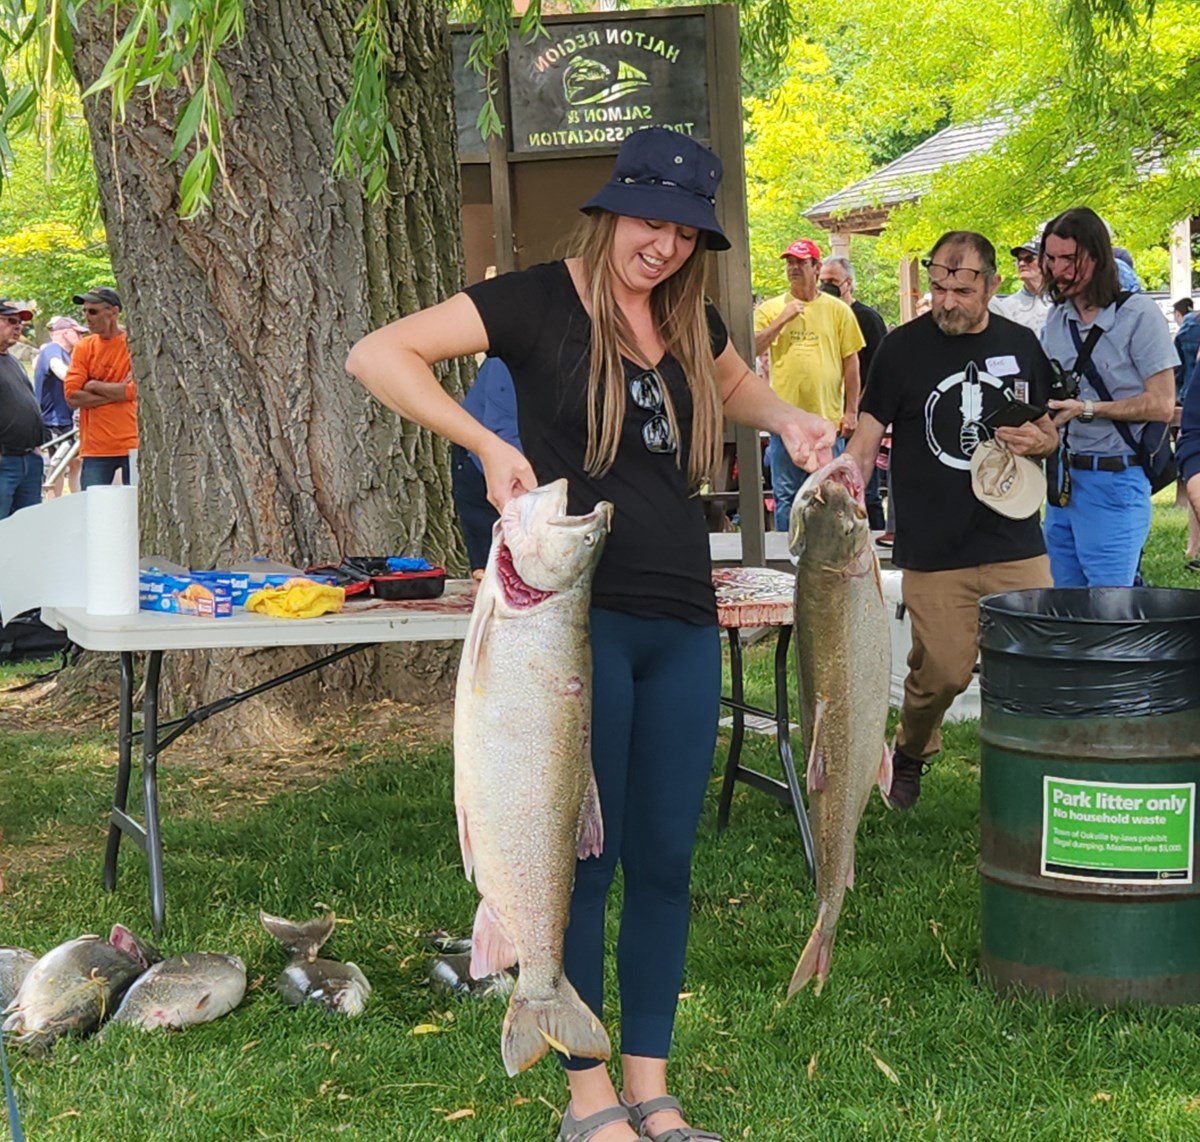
[1079,399,1095,423]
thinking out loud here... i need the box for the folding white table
[41,593,475,934]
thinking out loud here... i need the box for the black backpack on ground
[0,610,73,673]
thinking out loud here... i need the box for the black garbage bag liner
[978,588,1200,719]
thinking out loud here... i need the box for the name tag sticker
[987,355,1020,376]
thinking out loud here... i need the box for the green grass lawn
[0,505,1198,1140]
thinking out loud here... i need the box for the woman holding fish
[347,128,834,1142]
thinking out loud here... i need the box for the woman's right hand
[478,438,537,510]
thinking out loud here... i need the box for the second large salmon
[787,455,892,997]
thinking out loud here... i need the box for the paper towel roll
[85,486,140,616]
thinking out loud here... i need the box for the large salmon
[786,455,892,998]
[454,479,613,1075]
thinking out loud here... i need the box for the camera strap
[1067,293,1138,456]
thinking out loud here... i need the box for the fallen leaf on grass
[865,1045,900,1085]
[511,1096,530,1106]
[47,1110,82,1123]
[1184,1097,1200,1112]
[806,1054,818,1080]
[443,1108,475,1122]
[241,1039,260,1053]
[1091,1091,1113,1104]
[411,1023,442,1035]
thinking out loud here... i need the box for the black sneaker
[884,747,931,811]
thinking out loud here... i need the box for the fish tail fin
[786,903,836,1000]
[500,977,611,1077]
[259,910,336,960]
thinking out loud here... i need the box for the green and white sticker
[1042,778,1195,885]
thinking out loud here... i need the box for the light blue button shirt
[1040,292,1177,455]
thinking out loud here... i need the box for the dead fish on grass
[786,455,892,998]
[105,953,247,1032]
[454,479,613,1075]
[260,910,370,1016]
[428,952,516,1000]
[0,947,37,1010]
[2,925,160,1053]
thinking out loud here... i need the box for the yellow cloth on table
[245,577,345,619]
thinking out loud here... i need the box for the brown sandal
[557,1103,639,1142]
[619,1094,723,1141]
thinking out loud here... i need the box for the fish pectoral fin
[195,992,212,1010]
[806,697,828,794]
[576,769,604,860]
[470,898,518,977]
[456,802,475,882]
[877,742,894,801]
[463,589,496,690]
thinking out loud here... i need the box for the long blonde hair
[570,211,724,489]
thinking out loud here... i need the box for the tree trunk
[68,1,467,749]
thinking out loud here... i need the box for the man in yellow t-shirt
[754,238,864,529]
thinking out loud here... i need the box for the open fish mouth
[496,499,611,609]
[799,456,866,517]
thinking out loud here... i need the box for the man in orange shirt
[63,287,138,489]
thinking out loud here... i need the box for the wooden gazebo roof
[805,118,1010,234]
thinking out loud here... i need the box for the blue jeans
[562,608,720,1066]
[81,455,130,489]
[0,453,43,519]
[1043,461,1151,586]
[766,433,845,531]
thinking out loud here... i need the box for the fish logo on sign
[563,57,651,105]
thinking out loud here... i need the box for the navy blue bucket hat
[580,127,730,251]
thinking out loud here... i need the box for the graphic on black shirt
[924,360,1020,471]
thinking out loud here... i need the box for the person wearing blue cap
[348,127,835,1142]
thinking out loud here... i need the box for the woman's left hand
[779,411,838,473]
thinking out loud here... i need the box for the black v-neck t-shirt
[464,260,728,625]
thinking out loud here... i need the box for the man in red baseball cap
[754,238,864,529]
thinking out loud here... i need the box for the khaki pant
[896,555,1051,760]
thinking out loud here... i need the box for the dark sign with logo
[453,15,710,156]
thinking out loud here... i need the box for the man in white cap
[754,237,864,529]
[845,231,1059,811]
[989,235,1051,333]
[34,315,87,497]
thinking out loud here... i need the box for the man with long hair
[1039,207,1176,586]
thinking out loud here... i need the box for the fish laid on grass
[106,953,247,1031]
[0,947,37,1010]
[454,479,613,1076]
[787,455,892,998]
[2,925,160,1053]
[260,911,371,1016]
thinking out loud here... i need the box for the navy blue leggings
[562,607,721,1067]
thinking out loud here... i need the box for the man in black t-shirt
[845,232,1059,810]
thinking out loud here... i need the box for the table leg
[773,627,816,884]
[103,652,135,892]
[716,628,745,832]
[142,651,166,936]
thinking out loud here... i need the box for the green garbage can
[978,587,1200,1006]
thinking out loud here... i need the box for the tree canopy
[742,0,1198,297]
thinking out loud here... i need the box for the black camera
[1048,359,1081,403]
